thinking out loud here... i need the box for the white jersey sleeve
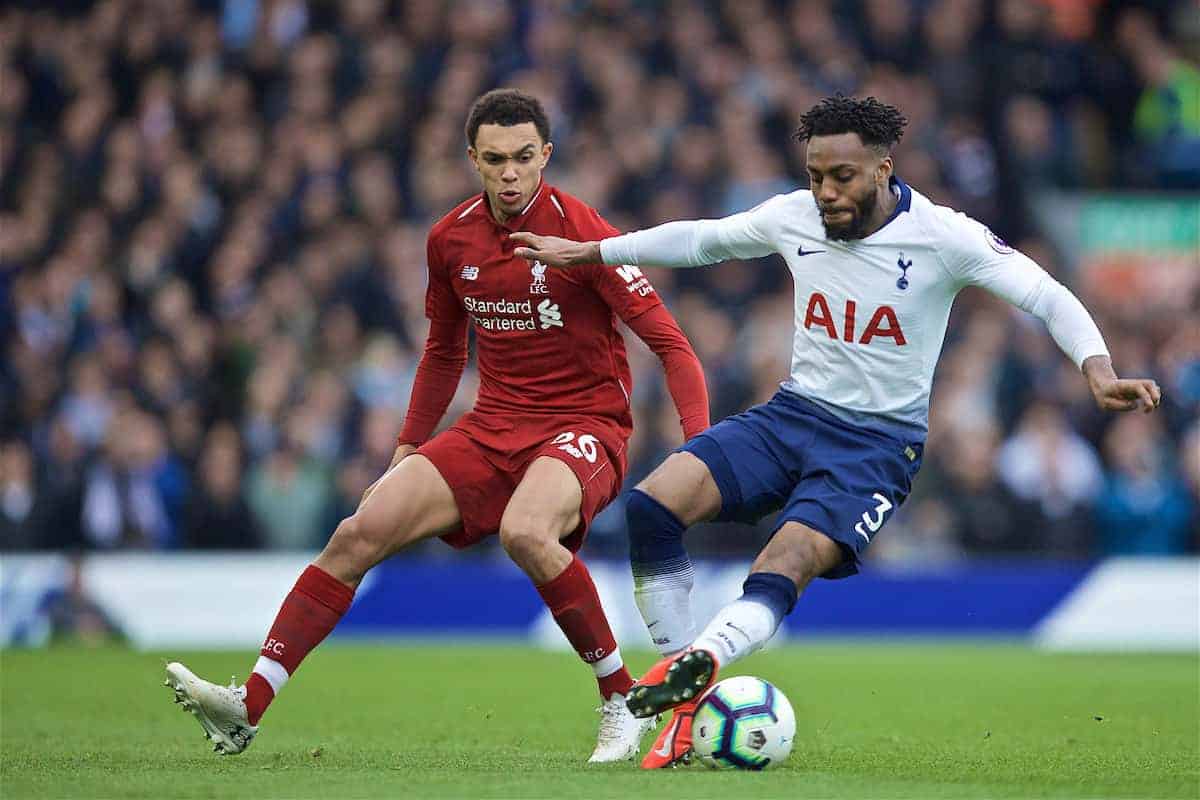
[599,194,786,267]
[931,207,1110,369]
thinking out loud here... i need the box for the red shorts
[417,411,629,552]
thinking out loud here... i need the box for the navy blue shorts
[679,390,924,579]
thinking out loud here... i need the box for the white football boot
[165,662,259,755]
[587,694,659,763]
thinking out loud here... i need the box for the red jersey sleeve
[397,319,468,446]
[624,305,710,440]
[424,234,466,323]
[398,234,469,446]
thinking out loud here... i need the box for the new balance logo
[460,265,479,280]
[537,299,563,329]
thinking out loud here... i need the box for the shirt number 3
[854,492,893,542]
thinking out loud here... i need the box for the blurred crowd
[2,0,1197,561]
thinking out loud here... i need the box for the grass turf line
[2,643,1197,799]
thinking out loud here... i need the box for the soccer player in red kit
[164,89,709,763]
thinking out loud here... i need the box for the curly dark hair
[794,95,908,153]
[465,89,551,147]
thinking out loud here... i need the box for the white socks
[633,561,697,656]
[690,598,781,668]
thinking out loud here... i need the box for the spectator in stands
[996,403,1104,556]
[928,423,1043,554]
[32,418,88,550]
[0,439,45,550]
[245,434,334,550]
[184,422,261,550]
[80,407,188,550]
[0,0,1194,562]
[1093,414,1196,555]
[1116,8,1200,188]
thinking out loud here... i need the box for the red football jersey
[424,182,662,430]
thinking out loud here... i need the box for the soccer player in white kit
[511,95,1162,768]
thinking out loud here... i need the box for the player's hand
[1083,355,1161,413]
[359,444,417,508]
[509,232,602,267]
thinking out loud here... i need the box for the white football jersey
[601,178,1108,432]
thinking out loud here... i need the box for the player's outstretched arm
[1082,355,1162,413]
[938,210,1163,417]
[513,200,780,269]
[510,232,602,267]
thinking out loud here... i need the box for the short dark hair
[465,89,551,147]
[794,95,908,153]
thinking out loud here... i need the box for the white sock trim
[591,647,624,679]
[252,655,290,694]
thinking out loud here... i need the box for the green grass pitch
[2,643,1197,798]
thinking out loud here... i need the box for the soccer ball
[691,676,795,770]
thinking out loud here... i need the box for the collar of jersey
[478,180,548,232]
[871,175,911,235]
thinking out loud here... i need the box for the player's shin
[243,564,355,724]
[627,489,696,655]
[536,555,634,699]
[690,573,797,669]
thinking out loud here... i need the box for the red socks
[246,558,632,725]
[244,565,355,725]
[536,556,635,700]
[243,673,274,725]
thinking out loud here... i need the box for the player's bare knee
[498,511,558,561]
[633,455,681,499]
[635,452,720,526]
[324,514,385,574]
